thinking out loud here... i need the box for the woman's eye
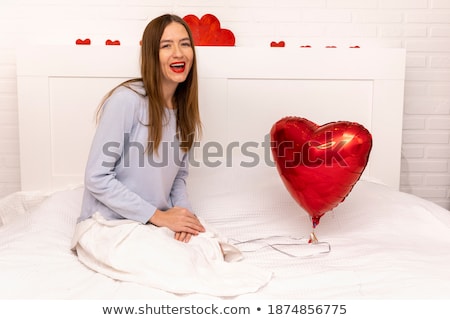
[181,42,191,47]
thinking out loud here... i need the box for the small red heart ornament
[270,41,285,47]
[183,14,235,46]
[270,117,372,228]
[105,39,120,46]
[75,38,91,45]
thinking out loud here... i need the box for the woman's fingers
[172,207,205,232]
[150,207,205,234]
[186,216,205,232]
[174,231,193,243]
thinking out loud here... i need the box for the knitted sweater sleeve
[83,89,156,224]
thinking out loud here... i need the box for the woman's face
[159,22,194,89]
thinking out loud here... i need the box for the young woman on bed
[70,14,272,297]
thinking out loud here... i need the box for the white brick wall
[0,0,449,209]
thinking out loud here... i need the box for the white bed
[2,45,450,300]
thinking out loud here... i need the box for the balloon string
[309,216,320,244]
[229,235,331,258]
[308,231,319,244]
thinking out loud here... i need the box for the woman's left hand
[174,231,193,243]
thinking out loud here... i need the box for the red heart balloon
[270,117,372,228]
[183,14,235,46]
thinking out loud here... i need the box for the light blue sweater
[78,82,191,224]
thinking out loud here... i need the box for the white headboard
[16,46,405,192]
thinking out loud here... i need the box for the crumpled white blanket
[71,212,272,297]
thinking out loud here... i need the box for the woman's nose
[172,44,183,57]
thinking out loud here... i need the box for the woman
[71,14,271,297]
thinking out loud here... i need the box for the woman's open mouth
[170,62,186,73]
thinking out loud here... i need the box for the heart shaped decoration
[183,14,235,46]
[75,38,91,45]
[105,39,120,46]
[270,117,372,228]
[270,41,285,47]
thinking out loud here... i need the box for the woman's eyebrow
[160,37,191,44]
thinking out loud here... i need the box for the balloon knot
[308,231,319,244]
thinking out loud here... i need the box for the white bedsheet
[1,166,450,299]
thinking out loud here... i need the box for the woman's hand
[149,207,205,242]
[174,231,193,243]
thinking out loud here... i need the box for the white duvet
[1,165,450,299]
[71,212,272,297]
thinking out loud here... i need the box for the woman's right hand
[149,207,205,237]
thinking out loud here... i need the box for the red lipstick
[170,62,185,73]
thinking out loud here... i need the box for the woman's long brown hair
[98,14,201,153]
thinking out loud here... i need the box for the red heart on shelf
[105,40,120,46]
[183,14,235,46]
[270,117,372,228]
[75,39,91,45]
[270,41,285,47]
